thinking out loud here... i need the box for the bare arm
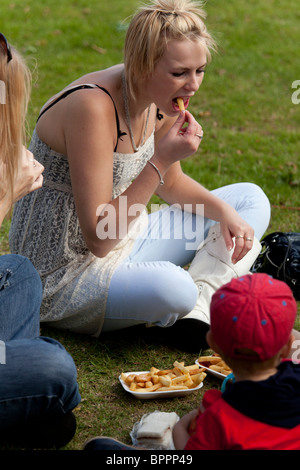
[172,410,198,450]
[64,93,203,257]
[157,168,255,263]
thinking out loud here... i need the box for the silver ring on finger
[30,158,37,167]
[245,237,253,241]
[195,133,203,140]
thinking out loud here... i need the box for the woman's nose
[184,73,202,92]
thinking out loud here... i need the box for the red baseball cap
[210,273,297,361]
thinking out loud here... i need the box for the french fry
[152,374,159,384]
[172,373,190,384]
[125,373,137,383]
[209,365,225,372]
[186,364,201,372]
[120,372,127,382]
[220,369,232,376]
[198,356,222,364]
[189,367,206,375]
[159,375,172,387]
[177,97,185,112]
[184,378,194,388]
[197,355,232,376]
[136,383,162,393]
[173,361,189,372]
[157,369,173,376]
[121,360,207,393]
[191,372,207,386]
[137,374,151,382]
[159,385,188,391]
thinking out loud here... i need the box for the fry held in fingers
[121,361,207,393]
[177,97,185,112]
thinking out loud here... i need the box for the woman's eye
[172,69,206,77]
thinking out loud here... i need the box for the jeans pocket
[0,269,12,290]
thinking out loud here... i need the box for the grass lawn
[0,0,299,450]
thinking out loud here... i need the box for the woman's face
[145,38,207,116]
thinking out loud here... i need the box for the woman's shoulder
[68,64,123,92]
[41,64,122,109]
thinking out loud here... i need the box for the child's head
[207,274,297,367]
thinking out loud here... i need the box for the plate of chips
[196,355,232,380]
[119,361,207,399]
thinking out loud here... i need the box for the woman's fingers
[231,233,254,264]
[13,148,44,202]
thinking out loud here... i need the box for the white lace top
[9,128,154,336]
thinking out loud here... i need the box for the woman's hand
[0,147,44,227]
[155,111,203,167]
[220,209,255,264]
[13,147,44,202]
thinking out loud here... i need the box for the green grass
[0,0,299,450]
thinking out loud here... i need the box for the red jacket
[185,361,300,450]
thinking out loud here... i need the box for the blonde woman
[0,33,80,449]
[0,35,43,225]
[9,1,270,351]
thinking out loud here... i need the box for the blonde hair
[0,42,31,208]
[124,0,216,99]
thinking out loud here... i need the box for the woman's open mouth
[172,97,190,111]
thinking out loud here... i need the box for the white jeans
[103,183,271,331]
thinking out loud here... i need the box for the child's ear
[206,330,222,354]
[281,333,295,358]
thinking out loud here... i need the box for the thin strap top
[37,84,164,152]
[36,84,127,152]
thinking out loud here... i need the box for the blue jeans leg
[0,254,42,341]
[0,336,81,430]
[0,254,81,439]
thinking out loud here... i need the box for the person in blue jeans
[0,255,81,448]
[0,34,80,448]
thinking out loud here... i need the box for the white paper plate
[195,359,228,380]
[119,370,204,400]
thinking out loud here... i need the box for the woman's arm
[157,167,255,264]
[64,94,203,257]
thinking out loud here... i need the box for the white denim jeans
[103,182,271,331]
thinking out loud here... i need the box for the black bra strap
[37,84,126,152]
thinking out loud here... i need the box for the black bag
[251,232,300,300]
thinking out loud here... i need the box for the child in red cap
[173,273,300,450]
